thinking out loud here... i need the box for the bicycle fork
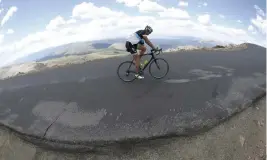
[154,59,161,70]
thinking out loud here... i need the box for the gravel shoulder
[0,96,265,160]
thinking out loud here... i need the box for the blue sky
[0,0,266,66]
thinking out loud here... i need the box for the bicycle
[117,48,169,82]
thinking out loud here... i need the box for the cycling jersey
[127,30,146,45]
[125,30,146,54]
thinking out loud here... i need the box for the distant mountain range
[13,36,224,64]
[14,41,112,64]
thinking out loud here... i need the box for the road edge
[0,90,264,153]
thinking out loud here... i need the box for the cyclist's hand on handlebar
[151,47,161,52]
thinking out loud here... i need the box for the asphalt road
[0,44,265,147]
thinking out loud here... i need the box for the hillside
[10,36,225,65]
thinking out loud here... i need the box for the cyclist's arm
[142,35,156,50]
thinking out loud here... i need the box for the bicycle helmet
[145,25,153,34]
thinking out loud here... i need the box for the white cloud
[7,29,14,34]
[254,5,265,17]
[252,31,257,35]
[116,0,142,7]
[159,8,190,19]
[178,1,188,7]
[237,20,242,23]
[72,2,125,19]
[248,25,258,35]
[66,18,76,24]
[219,14,225,19]
[0,1,262,66]
[249,5,267,35]
[116,0,165,13]
[197,14,211,25]
[205,24,255,44]
[0,34,4,44]
[46,16,66,30]
[248,25,254,31]
[251,15,267,34]
[138,0,165,13]
[1,6,17,26]
[210,24,247,37]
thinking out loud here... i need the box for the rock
[34,62,46,70]
[239,135,245,147]
[256,120,265,127]
[18,72,24,75]
[259,149,265,158]
[213,45,225,48]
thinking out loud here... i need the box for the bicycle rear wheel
[149,58,169,79]
[117,61,137,82]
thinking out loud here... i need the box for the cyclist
[125,25,158,79]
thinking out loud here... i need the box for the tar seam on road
[43,109,66,137]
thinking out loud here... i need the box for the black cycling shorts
[125,41,138,54]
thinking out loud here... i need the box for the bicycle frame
[136,53,155,71]
[127,49,162,73]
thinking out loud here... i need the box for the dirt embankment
[165,43,248,52]
[0,51,127,80]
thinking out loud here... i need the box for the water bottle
[144,60,148,66]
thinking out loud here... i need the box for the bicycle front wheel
[149,58,169,79]
[117,61,137,82]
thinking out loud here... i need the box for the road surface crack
[43,109,66,138]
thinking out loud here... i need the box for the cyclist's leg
[137,43,146,57]
[135,43,146,78]
[126,41,142,77]
[132,44,141,75]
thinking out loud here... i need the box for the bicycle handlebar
[150,48,163,55]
